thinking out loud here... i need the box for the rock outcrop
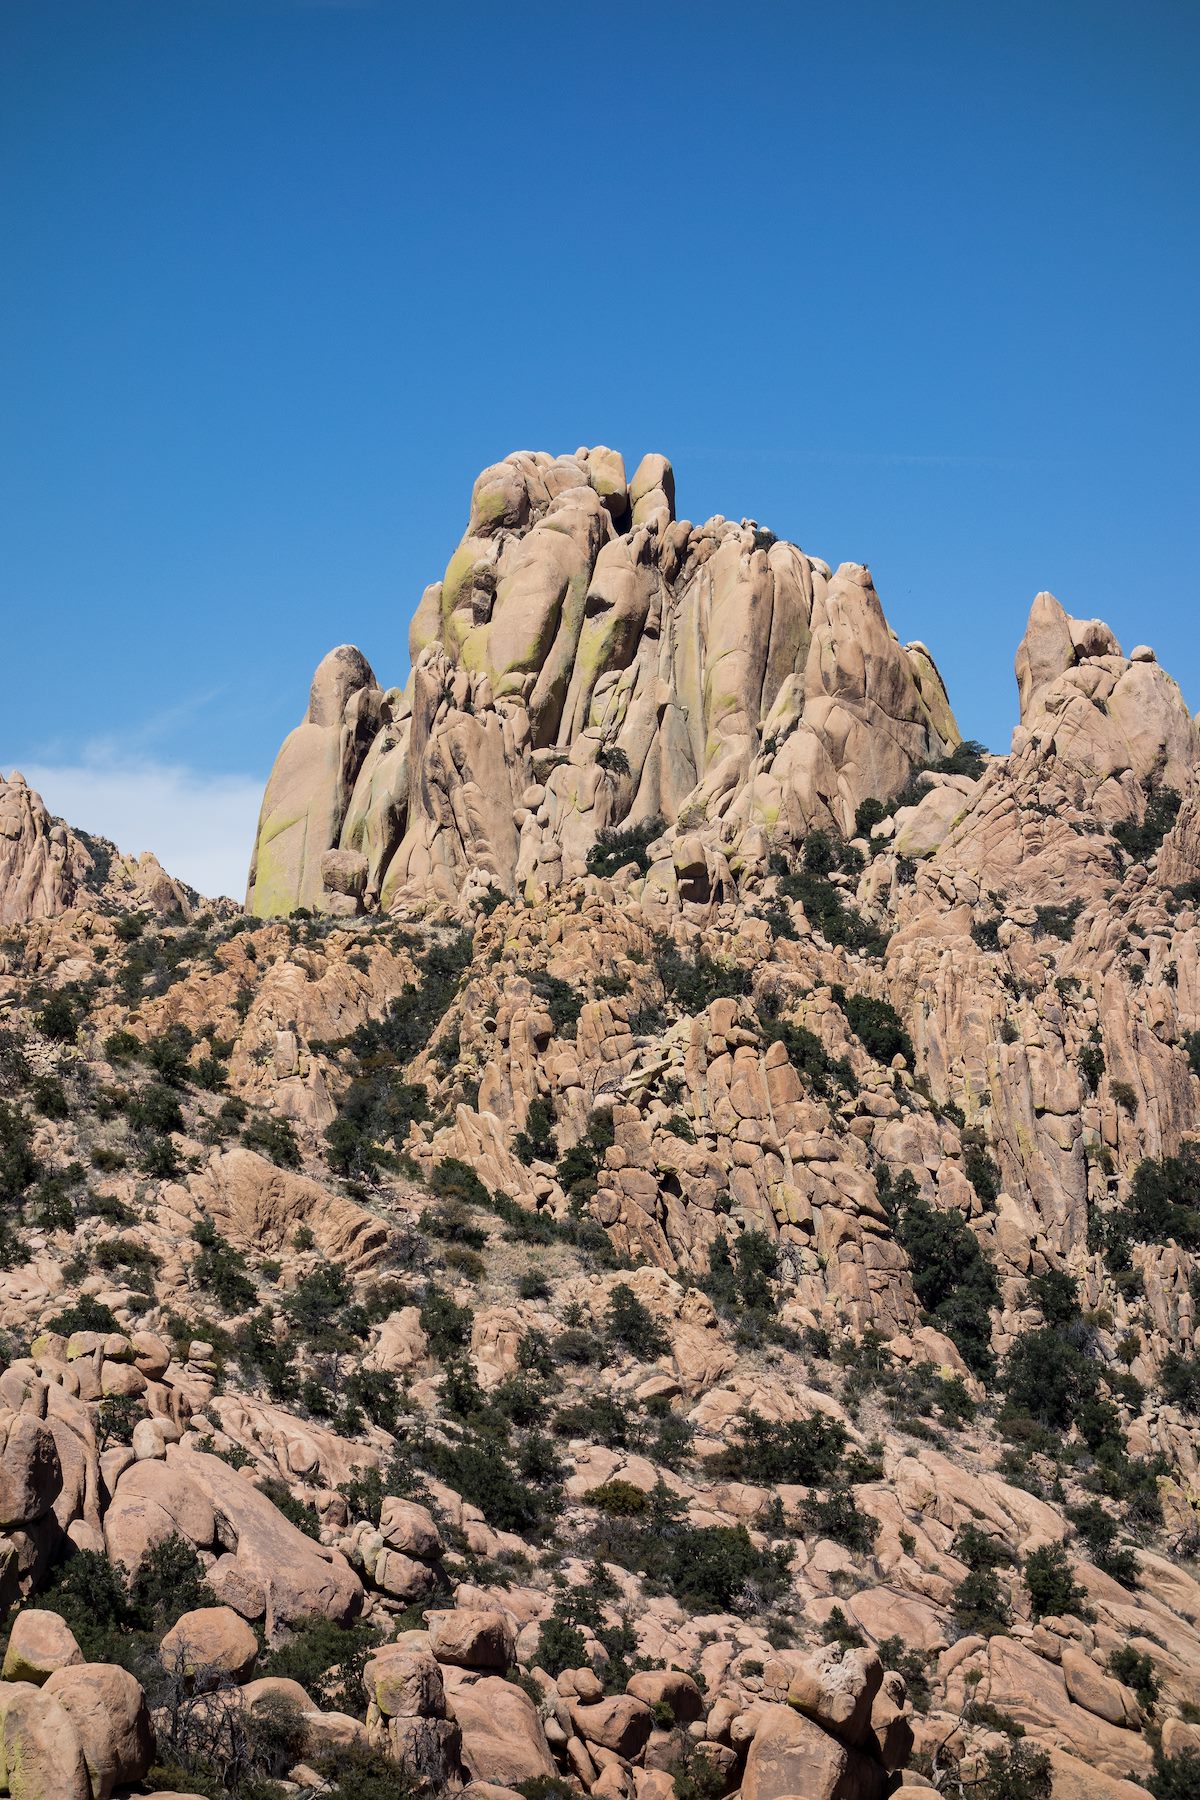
[0,770,199,925]
[247,449,960,916]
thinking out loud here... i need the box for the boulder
[626,1668,704,1724]
[160,1605,259,1684]
[1,1609,83,1685]
[787,1645,884,1749]
[0,1678,91,1798]
[427,1609,514,1670]
[43,1662,155,1800]
[572,1694,655,1758]
[742,1703,886,1800]
[0,1414,61,1529]
[445,1674,555,1785]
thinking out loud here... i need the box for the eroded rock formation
[247,449,960,917]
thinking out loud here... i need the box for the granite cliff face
[1,456,1200,1800]
[246,449,959,919]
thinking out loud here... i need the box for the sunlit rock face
[245,448,960,918]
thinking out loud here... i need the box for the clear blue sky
[1,0,1196,895]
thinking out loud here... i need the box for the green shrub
[1112,786,1180,861]
[586,816,664,880]
[419,1286,473,1360]
[35,991,80,1042]
[707,1409,846,1485]
[242,1114,302,1168]
[1027,1268,1080,1325]
[1147,1748,1200,1800]
[653,939,751,1013]
[1034,900,1083,940]
[260,1614,381,1717]
[606,1284,670,1361]
[1108,1144,1200,1251]
[894,1192,999,1377]
[833,987,912,1065]
[1109,1644,1158,1707]
[46,1293,118,1334]
[1160,1349,1200,1412]
[800,1485,877,1552]
[952,1566,1010,1637]
[191,1216,256,1313]
[1023,1540,1088,1620]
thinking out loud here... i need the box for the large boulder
[105,1449,362,1629]
[0,1678,91,1798]
[160,1606,259,1684]
[426,1609,514,1670]
[742,1703,886,1800]
[444,1673,555,1786]
[1,1610,83,1685]
[0,1415,61,1530]
[42,1663,154,1800]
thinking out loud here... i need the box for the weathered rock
[42,1662,155,1800]
[426,1609,515,1670]
[160,1606,259,1684]
[1,1609,83,1685]
[742,1702,886,1800]
[445,1674,556,1785]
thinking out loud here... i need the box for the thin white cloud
[2,757,264,904]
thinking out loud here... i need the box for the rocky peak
[247,448,960,918]
[0,768,198,925]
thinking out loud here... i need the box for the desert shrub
[586,816,664,880]
[894,1192,999,1377]
[31,1075,70,1119]
[1147,1748,1200,1800]
[760,1016,853,1096]
[1109,1644,1159,1708]
[653,938,751,1014]
[260,1614,381,1717]
[1160,1349,1200,1412]
[1108,1143,1200,1251]
[968,1741,1051,1800]
[514,1096,558,1166]
[800,1485,877,1552]
[527,971,584,1038]
[259,1475,321,1539]
[962,1137,1002,1207]
[1034,899,1084,940]
[419,1285,473,1360]
[706,1409,846,1485]
[191,1217,256,1313]
[0,1100,38,1207]
[606,1283,670,1361]
[241,1114,302,1169]
[555,1108,615,1199]
[1023,1540,1088,1620]
[970,915,1003,951]
[46,1293,118,1334]
[1027,1268,1080,1325]
[771,839,886,955]
[1079,1031,1106,1091]
[952,1566,1010,1637]
[128,1081,184,1135]
[854,797,888,838]
[585,1479,650,1516]
[35,990,80,1042]
[1112,785,1180,862]
[833,987,912,1066]
[1067,1500,1138,1586]
[1002,1325,1096,1430]
[663,1523,791,1613]
[417,1432,553,1535]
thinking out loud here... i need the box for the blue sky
[1,0,1196,896]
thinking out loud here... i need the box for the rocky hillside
[1,451,1199,1800]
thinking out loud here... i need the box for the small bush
[1023,1540,1088,1621]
